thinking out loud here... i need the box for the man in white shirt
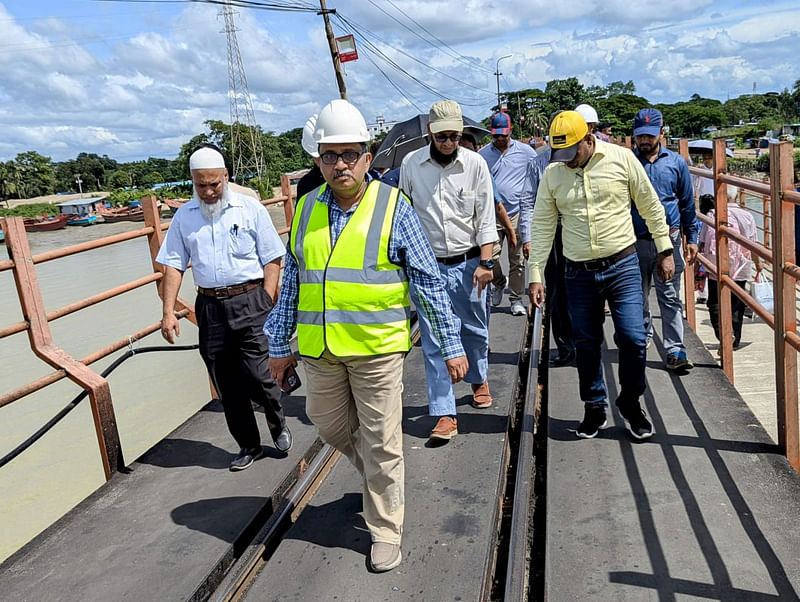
[157,145,291,471]
[400,100,498,441]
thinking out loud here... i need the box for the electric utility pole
[318,0,347,99]
[495,55,511,111]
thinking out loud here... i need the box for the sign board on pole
[335,35,358,63]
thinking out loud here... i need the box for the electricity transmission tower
[221,1,265,184]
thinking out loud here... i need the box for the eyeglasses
[492,133,510,139]
[433,133,462,144]
[320,150,365,165]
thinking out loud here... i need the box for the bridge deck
[0,308,523,601]
[545,312,800,600]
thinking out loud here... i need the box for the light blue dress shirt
[478,138,544,244]
[156,190,285,288]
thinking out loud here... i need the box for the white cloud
[0,0,796,162]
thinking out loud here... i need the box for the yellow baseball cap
[549,110,589,163]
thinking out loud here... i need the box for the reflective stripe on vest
[290,180,411,357]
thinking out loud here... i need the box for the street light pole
[494,54,512,111]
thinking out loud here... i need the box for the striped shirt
[264,179,465,360]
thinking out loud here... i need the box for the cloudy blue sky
[0,0,797,162]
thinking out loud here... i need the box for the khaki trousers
[304,350,405,544]
[492,211,525,301]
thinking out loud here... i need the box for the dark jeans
[545,223,574,357]
[565,252,647,407]
[706,278,747,345]
[196,286,285,449]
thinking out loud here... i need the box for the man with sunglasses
[479,112,544,316]
[266,99,466,573]
[399,100,497,442]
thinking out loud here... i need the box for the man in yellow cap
[527,111,673,441]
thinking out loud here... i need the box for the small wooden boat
[163,198,189,214]
[98,206,146,223]
[67,215,98,226]
[23,215,69,232]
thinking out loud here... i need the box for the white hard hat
[302,114,319,158]
[575,103,599,124]
[314,99,371,145]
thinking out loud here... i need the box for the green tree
[108,169,132,189]
[13,151,55,198]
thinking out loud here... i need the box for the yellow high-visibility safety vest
[290,180,411,358]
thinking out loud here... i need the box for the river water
[0,215,288,563]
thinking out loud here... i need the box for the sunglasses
[492,133,510,139]
[320,150,365,165]
[433,133,462,143]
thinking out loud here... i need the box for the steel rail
[504,307,543,601]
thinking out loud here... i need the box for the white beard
[195,184,231,221]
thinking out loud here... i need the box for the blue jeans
[635,230,686,356]
[412,256,489,416]
[564,252,647,407]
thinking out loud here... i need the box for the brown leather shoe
[429,416,458,440]
[471,382,492,408]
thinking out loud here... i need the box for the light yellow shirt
[528,139,671,283]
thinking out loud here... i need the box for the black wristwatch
[658,248,673,258]
[479,259,495,270]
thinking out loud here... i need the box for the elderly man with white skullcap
[156,144,291,471]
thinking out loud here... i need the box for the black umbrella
[371,114,490,170]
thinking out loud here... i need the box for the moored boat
[67,215,99,226]
[23,215,69,232]
[97,205,146,223]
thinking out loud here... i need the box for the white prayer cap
[189,147,226,170]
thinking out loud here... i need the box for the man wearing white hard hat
[157,144,291,471]
[266,99,467,573]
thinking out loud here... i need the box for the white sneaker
[492,277,506,306]
[510,300,526,316]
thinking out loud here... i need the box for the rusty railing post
[713,140,734,379]
[142,195,197,326]
[770,141,799,470]
[280,173,295,234]
[4,217,123,480]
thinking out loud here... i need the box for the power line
[335,14,494,106]
[373,0,492,75]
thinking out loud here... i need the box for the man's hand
[528,282,545,309]
[528,282,546,309]
[507,228,518,251]
[684,243,698,264]
[473,265,493,298]
[161,312,180,344]
[522,242,531,260]
[445,355,468,384]
[657,253,675,281]
[269,355,298,384]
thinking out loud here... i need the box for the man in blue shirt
[157,144,291,471]
[479,112,544,316]
[632,108,698,371]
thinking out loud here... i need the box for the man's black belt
[565,244,636,271]
[198,279,263,299]
[436,246,481,266]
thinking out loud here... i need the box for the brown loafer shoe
[430,416,458,440]
[471,382,492,408]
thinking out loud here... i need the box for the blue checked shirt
[264,179,465,360]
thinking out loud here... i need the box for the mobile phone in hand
[280,365,301,393]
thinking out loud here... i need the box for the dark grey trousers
[196,286,285,450]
